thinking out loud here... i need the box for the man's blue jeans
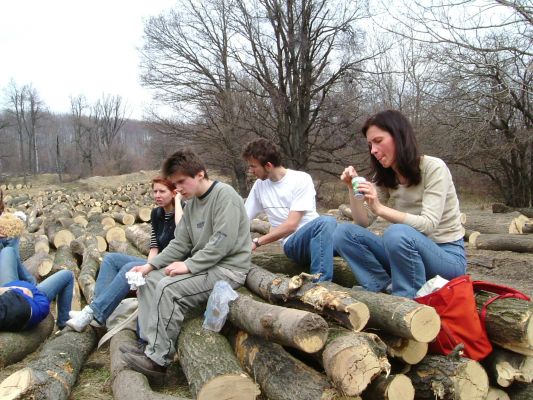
[333,223,466,298]
[0,237,37,284]
[283,216,337,282]
[0,246,74,328]
[89,253,145,324]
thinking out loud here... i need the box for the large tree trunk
[245,265,369,332]
[109,240,145,258]
[323,282,440,343]
[177,318,260,400]
[361,374,415,400]
[228,288,329,353]
[317,327,390,396]
[228,328,357,400]
[110,329,190,400]
[406,354,489,400]
[475,291,533,355]
[251,252,357,288]
[0,315,54,368]
[23,250,53,280]
[0,328,97,400]
[52,245,82,310]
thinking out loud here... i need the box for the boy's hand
[165,261,190,276]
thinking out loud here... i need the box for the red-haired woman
[67,177,183,331]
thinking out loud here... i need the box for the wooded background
[0,0,531,206]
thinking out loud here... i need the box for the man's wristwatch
[253,238,261,247]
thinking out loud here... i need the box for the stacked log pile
[1,182,533,399]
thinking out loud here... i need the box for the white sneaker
[66,305,95,332]
[69,309,103,328]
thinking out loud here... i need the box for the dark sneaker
[121,352,167,379]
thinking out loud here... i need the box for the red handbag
[415,275,492,360]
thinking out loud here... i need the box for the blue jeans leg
[283,216,337,282]
[333,223,391,292]
[90,253,145,323]
[0,237,36,284]
[0,246,20,285]
[382,224,467,298]
[37,270,74,328]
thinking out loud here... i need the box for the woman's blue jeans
[0,237,37,284]
[89,253,145,324]
[0,246,74,328]
[333,223,466,298]
[283,216,338,282]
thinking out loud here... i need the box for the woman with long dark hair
[333,110,466,298]
[67,176,183,331]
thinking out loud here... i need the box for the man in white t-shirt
[242,139,337,281]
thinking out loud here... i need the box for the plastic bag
[125,271,146,290]
[202,280,239,332]
[415,275,449,297]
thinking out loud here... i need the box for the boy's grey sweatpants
[137,266,242,366]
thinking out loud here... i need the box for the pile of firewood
[0,187,532,399]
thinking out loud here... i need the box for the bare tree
[233,0,368,170]
[141,0,250,194]
[70,95,97,176]
[379,0,533,206]
[92,94,127,161]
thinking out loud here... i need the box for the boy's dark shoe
[121,351,167,379]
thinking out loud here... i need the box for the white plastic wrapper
[13,211,27,222]
[415,275,449,297]
[203,280,239,332]
[125,271,146,290]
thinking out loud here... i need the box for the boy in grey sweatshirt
[122,149,251,378]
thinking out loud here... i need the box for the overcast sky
[0,0,176,120]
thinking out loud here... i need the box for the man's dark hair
[362,109,421,188]
[162,149,209,180]
[242,138,282,167]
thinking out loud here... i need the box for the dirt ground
[1,172,532,399]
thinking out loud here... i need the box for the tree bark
[228,288,329,353]
[406,354,489,399]
[125,224,151,256]
[0,315,54,368]
[361,374,415,400]
[250,219,270,235]
[110,329,190,400]
[251,252,358,288]
[245,265,369,332]
[324,282,440,343]
[109,240,145,258]
[475,291,533,355]
[0,328,97,400]
[463,211,523,234]
[228,327,356,400]
[177,318,260,400]
[505,382,533,400]
[483,347,533,387]
[470,233,533,253]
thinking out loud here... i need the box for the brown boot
[121,351,167,379]
[119,341,145,355]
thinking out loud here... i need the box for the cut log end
[386,374,415,400]
[37,259,53,277]
[196,374,260,400]
[346,302,371,332]
[455,360,489,400]
[293,329,328,354]
[486,387,510,400]
[0,368,34,400]
[408,306,441,343]
[53,229,75,248]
